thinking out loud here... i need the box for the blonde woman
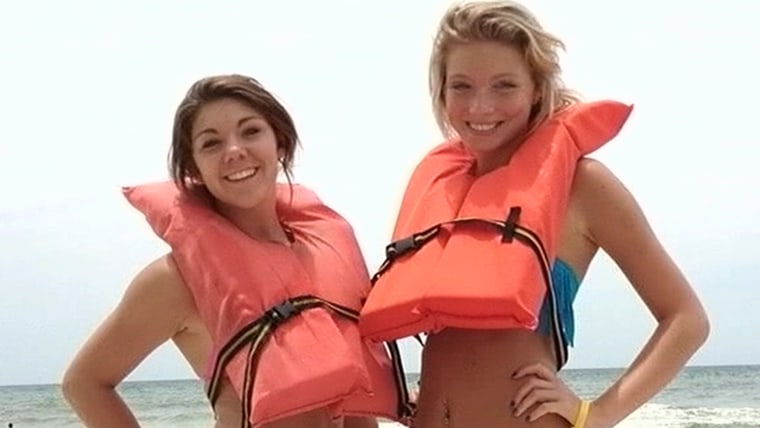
[361,2,709,427]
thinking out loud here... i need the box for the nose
[222,137,246,162]
[468,90,496,115]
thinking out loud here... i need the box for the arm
[512,159,709,426]
[575,158,710,427]
[61,255,194,428]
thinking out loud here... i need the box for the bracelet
[572,400,591,428]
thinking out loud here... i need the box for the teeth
[225,168,258,181]
[468,122,500,131]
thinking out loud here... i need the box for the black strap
[369,205,570,415]
[205,295,361,428]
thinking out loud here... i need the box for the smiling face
[169,74,300,211]
[443,41,537,173]
[428,1,579,175]
[189,97,282,212]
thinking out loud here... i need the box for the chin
[466,130,523,152]
[209,189,265,213]
[462,138,508,156]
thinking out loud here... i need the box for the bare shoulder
[571,157,703,320]
[120,254,196,331]
[559,158,633,277]
[63,254,198,387]
[127,254,186,300]
[571,156,658,259]
[572,158,638,223]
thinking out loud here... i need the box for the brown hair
[429,1,581,137]
[167,74,299,201]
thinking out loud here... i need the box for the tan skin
[411,41,709,428]
[62,98,377,428]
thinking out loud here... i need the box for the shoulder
[570,157,644,241]
[118,254,196,330]
[569,157,664,276]
[571,157,627,203]
[129,254,185,294]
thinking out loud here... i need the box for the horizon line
[1,362,758,389]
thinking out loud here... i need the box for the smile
[466,121,504,132]
[224,167,259,182]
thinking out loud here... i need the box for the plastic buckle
[269,300,297,325]
[502,207,521,242]
[386,236,416,258]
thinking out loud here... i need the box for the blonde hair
[429,0,581,137]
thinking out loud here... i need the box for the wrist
[584,399,612,428]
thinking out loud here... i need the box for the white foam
[379,403,760,427]
[618,403,760,427]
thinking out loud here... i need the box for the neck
[471,138,522,176]
[469,123,535,175]
[216,192,291,246]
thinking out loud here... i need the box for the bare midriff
[413,328,568,428]
[211,379,347,427]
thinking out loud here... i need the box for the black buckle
[385,236,417,259]
[502,207,521,242]
[267,300,298,325]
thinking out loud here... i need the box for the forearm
[590,309,709,428]
[62,377,140,428]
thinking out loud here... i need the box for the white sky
[1,0,758,386]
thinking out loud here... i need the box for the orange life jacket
[123,182,413,427]
[359,100,633,368]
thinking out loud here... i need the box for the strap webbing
[370,209,570,415]
[205,295,360,428]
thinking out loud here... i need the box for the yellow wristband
[572,400,591,428]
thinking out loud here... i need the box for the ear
[188,170,204,185]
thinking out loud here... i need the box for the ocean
[2,365,758,427]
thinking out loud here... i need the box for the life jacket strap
[204,295,360,428]
[386,339,418,420]
[370,206,570,392]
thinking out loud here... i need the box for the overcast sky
[1,0,758,386]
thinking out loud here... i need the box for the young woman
[360,2,710,427]
[62,74,399,428]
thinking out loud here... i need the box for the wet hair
[167,74,299,201]
[429,0,581,136]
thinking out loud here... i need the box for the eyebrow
[447,73,520,81]
[192,115,261,141]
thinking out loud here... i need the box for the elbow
[693,304,711,347]
[677,300,711,351]
[658,299,710,353]
[61,365,83,406]
[61,364,109,407]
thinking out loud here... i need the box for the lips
[466,121,504,133]
[224,167,259,182]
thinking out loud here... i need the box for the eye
[243,127,260,137]
[199,139,221,150]
[448,81,471,91]
[493,80,517,90]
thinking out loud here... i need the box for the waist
[211,382,342,428]
[415,328,565,428]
